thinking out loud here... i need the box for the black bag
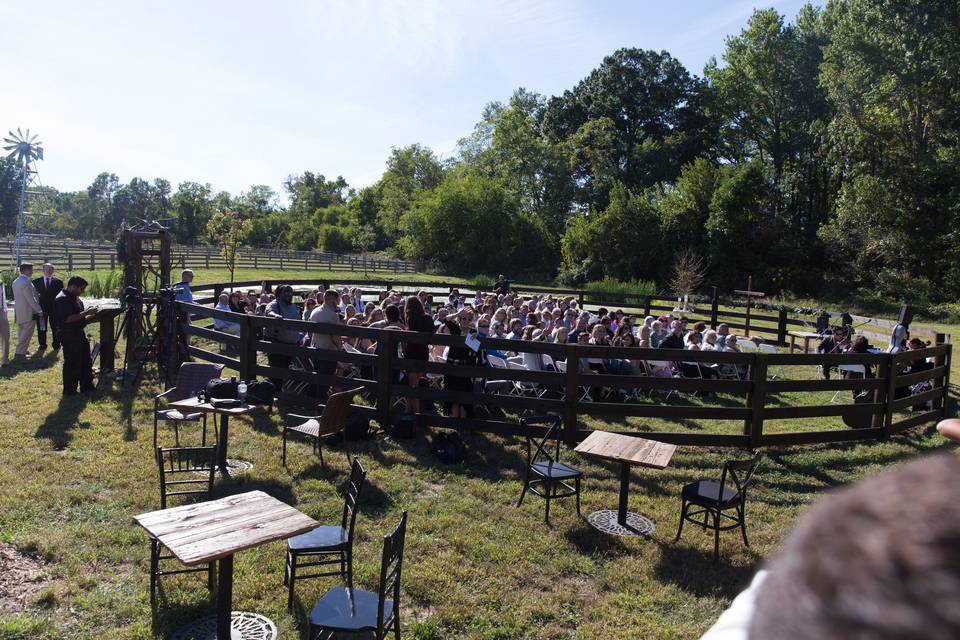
[433,432,466,464]
[245,380,275,405]
[345,408,370,441]
[392,414,417,440]
[206,378,239,400]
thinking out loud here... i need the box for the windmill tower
[2,128,44,268]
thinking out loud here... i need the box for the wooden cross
[733,275,765,337]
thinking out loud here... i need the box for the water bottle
[238,381,247,405]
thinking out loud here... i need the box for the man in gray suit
[12,263,43,360]
[0,278,9,367]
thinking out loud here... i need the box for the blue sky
[1,0,817,199]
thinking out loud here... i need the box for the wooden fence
[0,239,418,274]
[176,300,952,448]
[188,278,950,349]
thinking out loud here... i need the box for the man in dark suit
[33,262,64,351]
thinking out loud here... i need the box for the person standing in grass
[0,279,9,367]
[53,276,97,395]
[12,263,43,361]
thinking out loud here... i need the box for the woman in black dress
[402,295,435,414]
[443,319,480,419]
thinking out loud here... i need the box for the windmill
[2,128,44,268]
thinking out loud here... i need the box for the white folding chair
[507,360,547,398]
[556,359,592,402]
[831,364,867,403]
[736,339,758,353]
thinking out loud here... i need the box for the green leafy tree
[400,173,552,275]
[376,145,444,237]
[206,210,249,284]
[170,182,214,243]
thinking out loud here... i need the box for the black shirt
[660,334,685,350]
[53,290,85,340]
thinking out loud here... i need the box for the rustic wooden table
[134,490,318,640]
[168,397,254,477]
[576,431,676,537]
[789,330,823,354]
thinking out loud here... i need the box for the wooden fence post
[563,344,580,445]
[238,317,255,381]
[110,255,116,270]
[577,292,585,309]
[68,254,73,271]
[377,331,394,428]
[934,342,950,419]
[777,308,788,345]
[205,253,210,269]
[643,296,652,317]
[710,288,719,329]
[90,249,95,270]
[878,355,896,438]
[746,353,766,450]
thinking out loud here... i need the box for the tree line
[2,1,958,305]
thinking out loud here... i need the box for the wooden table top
[788,330,822,339]
[168,396,255,415]
[134,490,318,566]
[575,431,676,469]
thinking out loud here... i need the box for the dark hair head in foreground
[750,452,960,640]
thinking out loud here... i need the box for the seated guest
[895,337,933,401]
[506,318,524,340]
[817,326,848,379]
[213,293,240,335]
[303,297,317,321]
[846,334,875,378]
[637,325,651,348]
[650,320,664,347]
[703,329,719,351]
[660,321,685,349]
[715,323,730,348]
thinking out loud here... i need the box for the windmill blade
[2,137,16,144]
[3,144,16,151]
[17,128,23,139]
[34,147,43,161]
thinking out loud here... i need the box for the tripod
[102,300,156,387]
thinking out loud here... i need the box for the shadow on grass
[653,540,759,600]
[151,593,215,639]
[0,350,58,378]
[34,393,92,449]
[295,458,393,518]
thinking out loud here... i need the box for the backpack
[205,378,239,400]
[392,414,417,440]
[433,432,466,464]
[245,379,275,405]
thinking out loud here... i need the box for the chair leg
[739,506,750,547]
[286,551,296,610]
[516,477,529,507]
[153,415,158,450]
[282,428,288,467]
[544,481,552,525]
[713,510,721,563]
[675,500,688,542]
[575,477,582,517]
[207,560,216,592]
[201,414,207,446]
[149,539,159,607]
[173,422,180,447]
[345,547,353,590]
[316,438,325,468]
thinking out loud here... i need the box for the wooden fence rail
[0,239,418,274]
[176,301,951,448]
[187,278,949,349]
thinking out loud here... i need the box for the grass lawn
[0,323,956,640]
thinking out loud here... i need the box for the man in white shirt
[0,280,9,366]
[309,289,342,399]
[11,263,43,360]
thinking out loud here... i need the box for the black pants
[37,313,60,350]
[266,348,293,389]
[63,336,94,395]
[312,359,337,400]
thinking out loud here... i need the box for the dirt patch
[415,481,445,499]
[0,542,50,614]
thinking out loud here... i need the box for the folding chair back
[157,445,217,509]
[317,387,362,438]
[169,363,225,401]
[718,454,762,508]
[376,511,408,634]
